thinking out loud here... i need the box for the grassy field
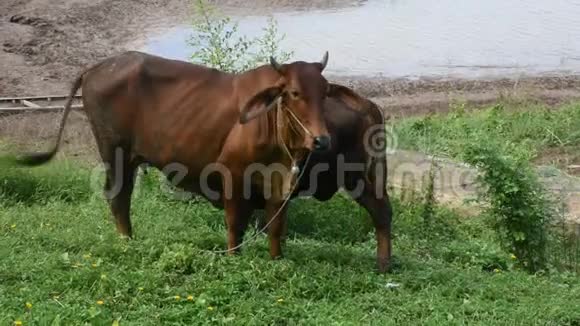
[393,100,580,173]
[1,154,580,325]
[2,100,580,324]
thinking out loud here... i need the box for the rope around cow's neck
[203,97,314,254]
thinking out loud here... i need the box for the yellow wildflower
[277,298,284,303]
[11,224,16,229]
[96,300,104,305]
[510,254,517,260]
[174,295,181,301]
[493,268,501,273]
[187,295,194,301]
[14,321,22,326]
[207,306,215,311]
[25,302,32,309]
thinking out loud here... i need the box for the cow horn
[320,51,329,71]
[270,56,284,74]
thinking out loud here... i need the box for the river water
[145,0,580,78]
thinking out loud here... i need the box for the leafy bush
[188,0,293,72]
[462,140,552,272]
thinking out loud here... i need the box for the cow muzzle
[313,135,331,152]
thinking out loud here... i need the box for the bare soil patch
[331,74,580,119]
[534,146,580,177]
[0,0,191,96]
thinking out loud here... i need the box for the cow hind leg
[103,147,137,238]
[346,175,393,273]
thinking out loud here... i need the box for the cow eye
[289,90,300,99]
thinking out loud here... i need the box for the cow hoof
[226,249,242,256]
[270,254,284,260]
[118,234,132,241]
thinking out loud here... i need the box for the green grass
[1,161,580,325]
[392,100,580,273]
[393,101,580,161]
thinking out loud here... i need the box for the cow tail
[16,74,84,166]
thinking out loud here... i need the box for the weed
[188,0,293,72]
[420,160,438,225]
[462,140,551,272]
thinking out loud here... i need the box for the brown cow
[260,96,393,272]
[16,51,388,269]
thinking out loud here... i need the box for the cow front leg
[222,179,254,254]
[265,200,288,259]
[366,193,393,273]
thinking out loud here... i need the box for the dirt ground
[3,0,580,108]
[0,0,190,96]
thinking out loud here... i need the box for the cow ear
[239,86,283,124]
[327,83,371,113]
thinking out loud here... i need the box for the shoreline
[2,0,580,114]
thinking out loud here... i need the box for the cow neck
[270,97,311,168]
[274,98,295,163]
[262,97,308,199]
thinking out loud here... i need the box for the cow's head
[240,52,374,153]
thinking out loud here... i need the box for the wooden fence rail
[0,95,83,112]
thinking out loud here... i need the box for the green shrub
[188,0,293,72]
[462,140,552,272]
